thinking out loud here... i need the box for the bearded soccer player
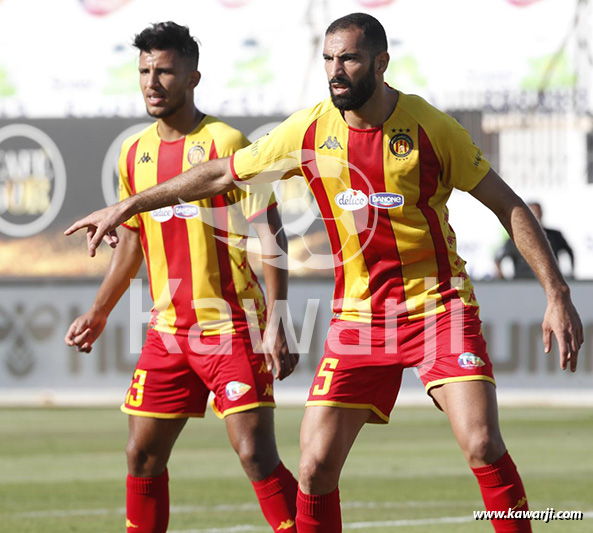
[64,22,299,533]
[66,14,583,533]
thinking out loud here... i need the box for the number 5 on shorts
[312,357,339,396]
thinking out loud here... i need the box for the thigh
[122,329,210,418]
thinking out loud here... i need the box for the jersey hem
[120,405,206,419]
[211,401,276,419]
[424,375,496,393]
[246,202,278,223]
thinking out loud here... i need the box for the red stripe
[417,126,452,293]
[347,128,405,320]
[209,141,247,325]
[301,121,345,303]
[126,140,138,194]
[157,139,195,329]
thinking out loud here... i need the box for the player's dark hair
[133,21,199,69]
[326,13,388,58]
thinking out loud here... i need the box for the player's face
[138,49,194,119]
[323,28,377,111]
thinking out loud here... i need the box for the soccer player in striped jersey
[66,14,584,533]
[64,22,298,533]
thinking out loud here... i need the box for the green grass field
[0,406,591,532]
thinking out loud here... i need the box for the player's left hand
[542,292,583,372]
[262,324,299,380]
[64,202,130,257]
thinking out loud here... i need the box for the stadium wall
[0,278,591,408]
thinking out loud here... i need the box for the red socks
[472,452,532,532]
[126,469,170,533]
[296,486,342,533]
[251,462,298,532]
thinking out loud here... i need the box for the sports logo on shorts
[173,204,200,219]
[369,192,404,209]
[334,188,368,211]
[389,133,413,158]
[226,381,251,401]
[457,352,485,369]
[187,144,205,165]
[149,207,174,222]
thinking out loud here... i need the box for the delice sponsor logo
[149,206,173,223]
[334,188,368,211]
[369,192,404,209]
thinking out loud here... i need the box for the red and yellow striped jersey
[231,92,490,323]
[119,116,275,336]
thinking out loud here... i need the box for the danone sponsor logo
[458,352,485,369]
[334,188,368,211]
[226,381,251,401]
[174,204,199,219]
[149,206,173,223]
[369,192,404,209]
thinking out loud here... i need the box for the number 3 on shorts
[312,357,339,396]
[126,369,147,407]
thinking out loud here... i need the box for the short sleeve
[230,109,312,184]
[118,145,140,230]
[436,117,491,191]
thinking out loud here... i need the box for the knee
[463,430,506,467]
[126,439,165,477]
[235,438,278,479]
[298,454,340,494]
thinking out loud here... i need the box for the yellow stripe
[305,400,390,424]
[425,375,496,392]
[211,401,276,419]
[120,405,205,419]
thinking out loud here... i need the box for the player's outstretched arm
[65,227,144,352]
[65,157,234,256]
[469,168,583,371]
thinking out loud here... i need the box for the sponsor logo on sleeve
[226,381,252,401]
[369,192,404,209]
[457,352,485,369]
[334,188,368,211]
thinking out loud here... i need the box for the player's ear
[375,52,389,76]
[189,70,201,89]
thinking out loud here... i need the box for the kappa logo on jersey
[149,206,174,223]
[319,135,343,150]
[137,152,154,164]
[335,188,368,211]
[187,144,205,165]
[369,192,404,209]
[457,352,485,369]
[174,204,200,219]
[226,381,251,401]
[264,384,274,396]
[389,133,413,158]
[277,520,296,530]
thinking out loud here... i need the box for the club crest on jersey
[369,192,404,209]
[335,188,368,211]
[187,144,205,166]
[149,207,173,223]
[226,381,251,401]
[457,352,485,369]
[389,133,413,158]
[174,204,200,219]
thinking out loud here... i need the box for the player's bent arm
[65,158,235,256]
[469,168,583,370]
[64,227,144,352]
[251,207,299,379]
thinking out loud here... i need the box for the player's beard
[329,64,377,111]
[146,93,186,119]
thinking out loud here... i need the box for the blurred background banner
[0,0,591,404]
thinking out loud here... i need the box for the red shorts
[306,305,494,423]
[121,329,275,419]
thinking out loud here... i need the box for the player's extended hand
[64,310,108,353]
[542,293,583,372]
[64,202,130,257]
[262,324,299,380]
